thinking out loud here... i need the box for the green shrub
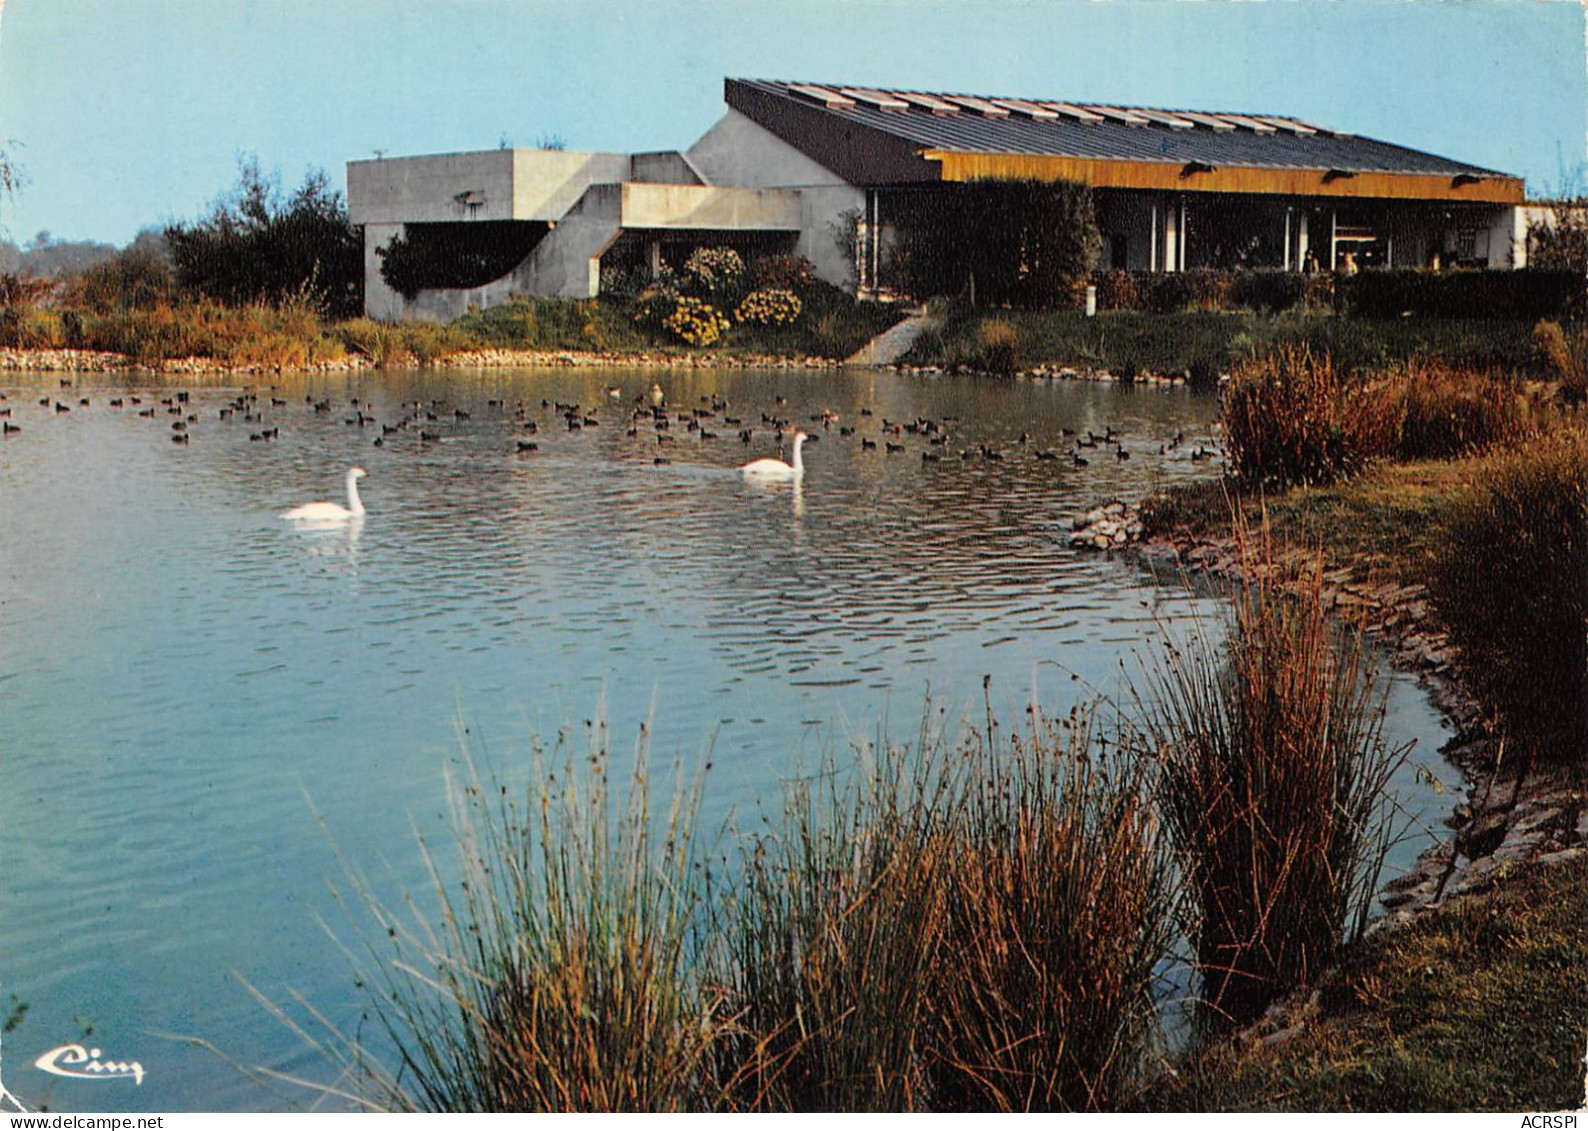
[165,158,361,317]
[1145,273,1193,314]
[1231,270,1306,314]
[888,179,1100,308]
[1223,347,1399,488]
[379,222,545,300]
[1342,269,1580,320]
[1428,428,1588,764]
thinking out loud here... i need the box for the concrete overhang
[617,182,801,230]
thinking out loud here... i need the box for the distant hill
[1,228,168,279]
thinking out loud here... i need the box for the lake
[0,364,1457,1112]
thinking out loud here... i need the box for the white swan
[282,467,367,521]
[741,431,807,482]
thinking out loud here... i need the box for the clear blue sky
[0,0,1583,246]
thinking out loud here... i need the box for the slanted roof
[725,79,1523,204]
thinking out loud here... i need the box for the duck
[741,431,807,482]
[282,468,367,522]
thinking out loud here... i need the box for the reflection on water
[0,366,1456,1111]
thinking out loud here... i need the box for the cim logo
[34,1044,145,1086]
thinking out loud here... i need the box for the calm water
[0,365,1456,1111]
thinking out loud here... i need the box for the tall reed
[712,722,955,1111]
[715,700,1178,1112]
[335,719,722,1112]
[1428,426,1588,765]
[1223,347,1399,488]
[1134,523,1408,1027]
[926,703,1176,1111]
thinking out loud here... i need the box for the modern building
[348,78,1528,321]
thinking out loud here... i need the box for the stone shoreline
[894,360,1197,384]
[1066,504,1585,940]
[1,346,1208,383]
[0,345,845,376]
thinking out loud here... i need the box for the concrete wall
[348,149,633,225]
[362,222,406,321]
[620,182,801,230]
[377,181,803,313]
[511,150,631,220]
[629,150,705,185]
[686,109,850,189]
[349,151,517,225]
[687,110,863,287]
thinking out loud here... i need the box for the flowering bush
[749,253,815,292]
[734,287,802,327]
[662,296,730,346]
[682,247,745,296]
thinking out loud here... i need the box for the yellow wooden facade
[925,150,1524,205]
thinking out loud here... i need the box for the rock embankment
[0,346,846,375]
[1067,501,1144,549]
[0,347,374,375]
[437,348,839,370]
[1116,521,1586,933]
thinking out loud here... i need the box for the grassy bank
[1142,853,1588,1112]
[1,244,905,369]
[903,307,1560,379]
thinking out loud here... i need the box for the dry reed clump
[977,318,1021,375]
[319,698,1179,1113]
[1534,319,1588,404]
[325,722,724,1113]
[715,701,1176,1113]
[1375,360,1539,461]
[337,318,408,366]
[1428,426,1588,766]
[714,729,952,1111]
[1133,522,1408,1028]
[924,705,1176,1112]
[1223,347,1399,489]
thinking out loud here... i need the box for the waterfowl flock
[0,379,1227,508]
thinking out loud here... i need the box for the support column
[1330,208,1339,271]
[1163,201,1179,274]
[1149,200,1159,273]
[1284,208,1292,272]
[647,238,662,280]
[1177,199,1188,272]
[1297,210,1310,269]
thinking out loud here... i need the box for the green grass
[1139,854,1588,1111]
[901,308,1554,377]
